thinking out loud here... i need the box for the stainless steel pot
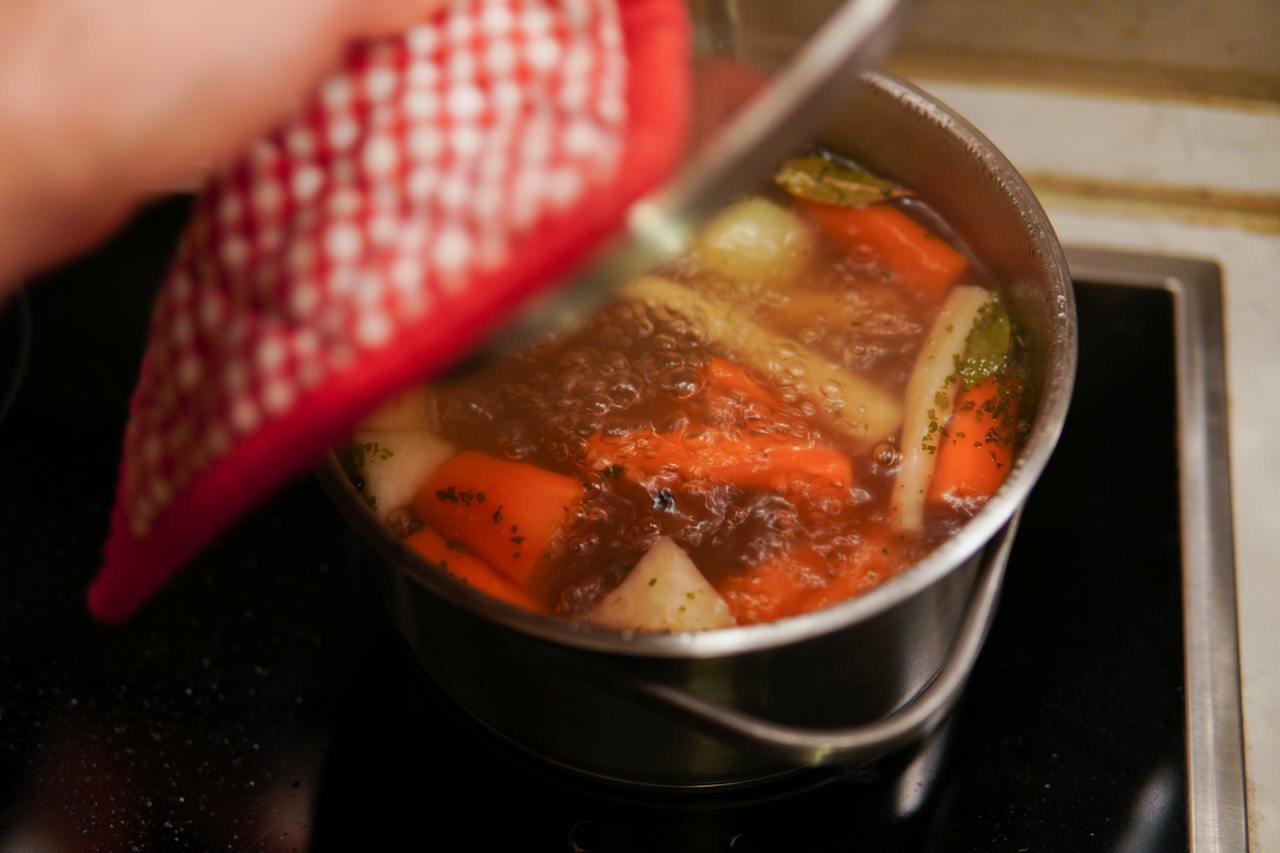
[320,3,1076,791]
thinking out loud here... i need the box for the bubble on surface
[872,440,900,472]
[658,366,705,401]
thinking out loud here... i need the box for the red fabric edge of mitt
[88,0,691,623]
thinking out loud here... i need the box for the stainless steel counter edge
[1065,247,1248,853]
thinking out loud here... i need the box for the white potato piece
[589,537,735,632]
[890,285,995,531]
[694,197,815,286]
[356,386,439,431]
[351,430,455,520]
[623,276,902,447]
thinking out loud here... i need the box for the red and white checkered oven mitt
[88,0,690,622]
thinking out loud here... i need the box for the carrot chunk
[715,548,823,624]
[799,525,905,612]
[926,379,1015,506]
[717,527,907,623]
[413,451,585,588]
[705,357,779,409]
[799,200,966,302]
[587,429,853,493]
[405,527,544,613]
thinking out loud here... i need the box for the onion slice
[623,276,903,448]
[891,285,995,531]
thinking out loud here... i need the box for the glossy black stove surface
[0,204,1186,851]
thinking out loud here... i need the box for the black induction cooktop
[0,202,1246,851]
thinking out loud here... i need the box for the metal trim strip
[1066,246,1248,853]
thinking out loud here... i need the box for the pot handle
[627,512,1020,765]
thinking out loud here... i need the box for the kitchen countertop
[911,78,1280,850]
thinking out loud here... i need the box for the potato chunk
[590,537,735,632]
[351,430,454,520]
[694,197,815,286]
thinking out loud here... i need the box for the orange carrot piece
[705,357,779,409]
[719,527,909,623]
[799,524,905,612]
[404,527,544,613]
[731,444,852,492]
[926,379,1015,506]
[716,548,823,624]
[413,451,585,588]
[800,200,966,302]
[587,430,853,493]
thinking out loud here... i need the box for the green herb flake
[957,299,1012,388]
[350,440,394,472]
[648,577,658,587]
[601,464,625,480]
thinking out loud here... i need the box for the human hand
[0,0,448,291]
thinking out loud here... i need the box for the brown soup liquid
[416,192,1014,623]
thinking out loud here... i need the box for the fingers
[342,0,452,38]
[0,0,456,282]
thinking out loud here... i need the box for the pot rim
[324,70,1077,660]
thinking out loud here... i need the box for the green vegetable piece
[958,300,1012,388]
[774,154,908,208]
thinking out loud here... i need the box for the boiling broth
[347,152,1031,628]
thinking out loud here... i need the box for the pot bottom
[399,640,863,801]
[380,531,994,789]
